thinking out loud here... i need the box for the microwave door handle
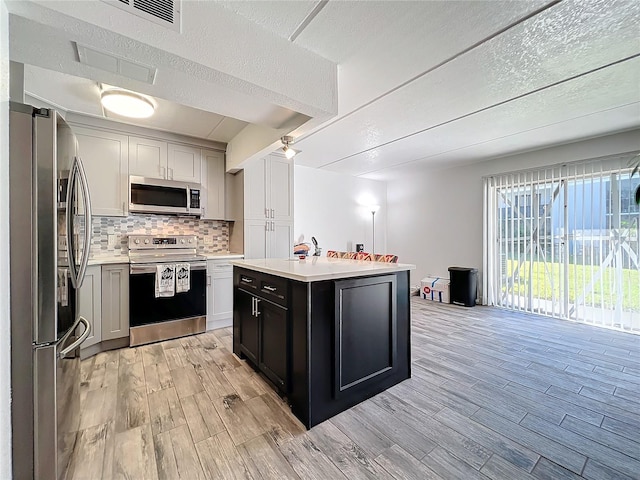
[66,158,79,289]
[75,156,93,288]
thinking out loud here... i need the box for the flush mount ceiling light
[100,88,155,118]
[281,135,299,159]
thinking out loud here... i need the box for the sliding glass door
[483,155,640,333]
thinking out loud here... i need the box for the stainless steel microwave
[129,176,203,216]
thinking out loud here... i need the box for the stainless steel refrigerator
[9,103,93,479]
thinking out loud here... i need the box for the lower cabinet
[79,263,129,358]
[102,264,130,341]
[206,259,234,330]
[236,285,289,392]
[78,265,102,349]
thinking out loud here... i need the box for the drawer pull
[263,285,277,292]
[241,277,253,283]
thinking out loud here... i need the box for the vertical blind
[483,154,640,333]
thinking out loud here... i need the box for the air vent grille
[133,0,174,24]
[100,0,180,32]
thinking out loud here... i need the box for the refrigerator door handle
[58,317,91,358]
[75,156,92,288]
[65,158,80,288]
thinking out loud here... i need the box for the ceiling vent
[76,43,157,84]
[101,0,181,32]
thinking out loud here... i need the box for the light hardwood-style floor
[70,298,640,479]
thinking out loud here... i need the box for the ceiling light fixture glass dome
[100,89,155,118]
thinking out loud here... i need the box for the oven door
[129,262,207,327]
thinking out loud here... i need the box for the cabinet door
[269,221,293,259]
[101,264,130,341]
[244,157,268,220]
[129,137,168,179]
[74,127,128,216]
[267,155,293,221]
[245,220,269,259]
[202,149,225,219]
[78,265,102,349]
[237,289,258,364]
[206,261,233,330]
[259,300,288,391]
[167,143,201,183]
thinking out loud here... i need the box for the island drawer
[238,271,259,290]
[259,276,288,306]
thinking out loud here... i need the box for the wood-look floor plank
[118,361,146,392]
[237,433,300,480]
[112,424,158,480]
[163,346,189,370]
[600,415,640,443]
[100,420,116,480]
[153,429,180,480]
[279,434,348,480]
[119,346,142,365]
[79,386,117,430]
[194,361,237,399]
[530,457,583,480]
[520,413,640,478]
[245,394,305,446]
[69,423,110,480]
[141,343,166,367]
[223,364,269,400]
[195,431,254,480]
[433,407,540,472]
[374,444,442,480]
[329,409,394,458]
[148,387,187,435]
[213,392,266,446]
[582,458,636,480]
[421,446,491,480]
[144,361,174,394]
[471,408,587,474]
[560,414,640,460]
[168,424,207,480]
[180,394,214,444]
[479,454,538,480]
[169,365,204,398]
[115,385,149,433]
[306,421,395,480]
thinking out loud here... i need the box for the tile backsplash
[89,214,230,259]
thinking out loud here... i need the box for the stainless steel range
[128,234,207,346]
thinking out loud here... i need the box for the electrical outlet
[204,236,213,246]
[108,234,119,247]
[58,235,67,249]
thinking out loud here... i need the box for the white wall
[0,0,12,476]
[387,130,640,291]
[294,165,387,255]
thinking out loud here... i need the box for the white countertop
[231,257,415,282]
[88,255,129,265]
[205,253,244,260]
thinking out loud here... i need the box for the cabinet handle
[271,221,275,231]
[255,298,261,316]
[161,166,166,178]
[251,297,255,316]
[241,277,253,283]
[271,208,274,218]
[207,275,211,286]
[265,221,269,231]
[263,285,276,292]
[169,167,174,179]
[265,208,269,219]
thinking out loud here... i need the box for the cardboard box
[420,276,450,303]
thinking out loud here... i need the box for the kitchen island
[231,257,415,428]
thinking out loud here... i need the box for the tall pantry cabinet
[243,154,294,259]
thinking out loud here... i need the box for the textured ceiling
[7,0,640,178]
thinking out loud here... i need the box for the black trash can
[448,267,478,307]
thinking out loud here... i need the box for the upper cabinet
[128,136,167,179]
[74,126,129,217]
[201,149,225,220]
[167,143,202,183]
[129,137,201,183]
[244,154,293,222]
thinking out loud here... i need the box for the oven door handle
[130,261,207,275]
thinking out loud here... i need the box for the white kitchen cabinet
[129,136,202,183]
[101,264,129,341]
[78,265,102,351]
[128,136,168,179]
[244,219,293,259]
[244,154,293,258]
[206,259,234,330]
[74,127,129,216]
[201,149,225,219]
[244,154,293,222]
[167,143,201,183]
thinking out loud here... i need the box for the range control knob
[189,238,194,243]
[144,239,150,244]
[134,239,140,244]
[181,239,186,244]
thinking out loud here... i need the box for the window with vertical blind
[483,154,640,333]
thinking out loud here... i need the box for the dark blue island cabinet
[232,257,413,429]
